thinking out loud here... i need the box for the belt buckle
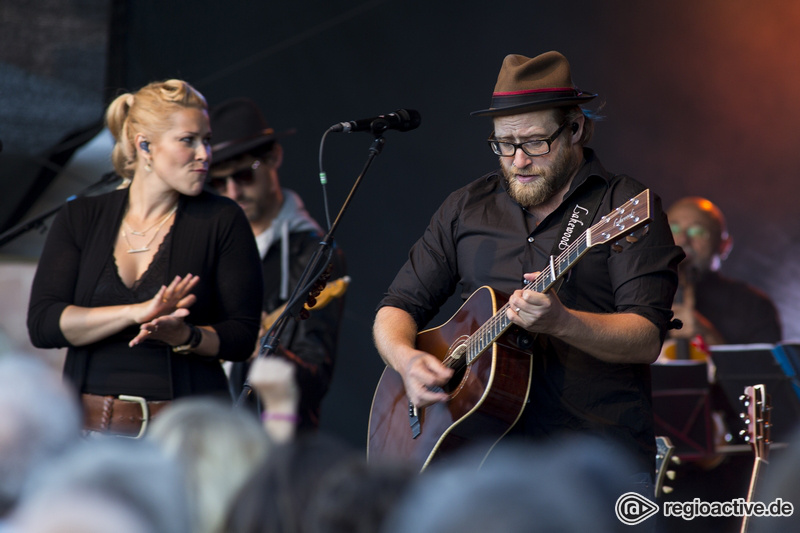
[118,394,149,439]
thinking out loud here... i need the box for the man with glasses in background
[208,98,347,431]
[665,196,781,347]
[372,51,683,503]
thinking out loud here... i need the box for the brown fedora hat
[471,51,597,117]
[209,97,296,164]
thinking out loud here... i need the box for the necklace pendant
[129,230,146,236]
[126,247,150,254]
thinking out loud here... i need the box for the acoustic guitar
[367,190,653,470]
[262,276,350,331]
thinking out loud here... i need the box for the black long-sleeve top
[27,188,263,400]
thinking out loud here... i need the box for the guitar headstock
[655,435,679,498]
[588,189,652,247]
[739,384,771,461]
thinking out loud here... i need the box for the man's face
[667,201,723,274]
[208,152,280,226]
[493,110,582,208]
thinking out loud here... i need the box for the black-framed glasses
[487,122,568,157]
[208,160,261,191]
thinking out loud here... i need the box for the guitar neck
[740,457,767,533]
[465,237,592,365]
[739,384,771,533]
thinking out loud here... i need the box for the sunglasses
[208,160,261,191]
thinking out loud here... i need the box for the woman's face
[148,107,211,196]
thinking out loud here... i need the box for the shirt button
[527,237,534,243]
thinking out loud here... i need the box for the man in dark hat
[372,51,683,499]
[208,98,347,431]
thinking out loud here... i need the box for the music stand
[651,361,714,460]
[708,344,800,445]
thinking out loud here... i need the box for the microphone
[330,109,421,134]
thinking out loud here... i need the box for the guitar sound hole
[442,360,467,394]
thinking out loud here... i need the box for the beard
[501,144,581,208]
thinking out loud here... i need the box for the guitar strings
[465,226,590,365]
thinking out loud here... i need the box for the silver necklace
[121,204,177,254]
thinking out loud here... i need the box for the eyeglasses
[487,122,568,157]
[670,223,709,239]
[208,160,261,191]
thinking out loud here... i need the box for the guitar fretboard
[465,232,592,365]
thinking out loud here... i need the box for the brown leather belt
[81,393,171,438]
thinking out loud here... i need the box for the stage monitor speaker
[651,361,714,460]
[709,344,800,444]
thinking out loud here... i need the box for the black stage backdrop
[2,0,800,449]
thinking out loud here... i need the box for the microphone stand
[235,133,387,408]
[0,171,119,249]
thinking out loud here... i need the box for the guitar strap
[545,178,608,292]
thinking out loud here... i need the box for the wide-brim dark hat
[471,51,597,117]
[209,97,296,164]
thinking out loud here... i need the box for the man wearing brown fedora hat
[208,98,347,431]
[372,51,683,499]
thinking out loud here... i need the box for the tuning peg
[611,243,623,253]
[662,486,673,494]
[625,235,638,243]
[740,396,750,407]
[666,470,676,480]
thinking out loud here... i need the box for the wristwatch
[172,324,202,353]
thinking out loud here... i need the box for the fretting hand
[506,271,568,335]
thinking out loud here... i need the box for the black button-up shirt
[379,148,683,473]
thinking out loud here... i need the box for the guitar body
[367,286,533,471]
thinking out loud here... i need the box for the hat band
[210,128,275,155]
[489,88,582,109]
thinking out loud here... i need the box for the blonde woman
[27,80,263,437]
